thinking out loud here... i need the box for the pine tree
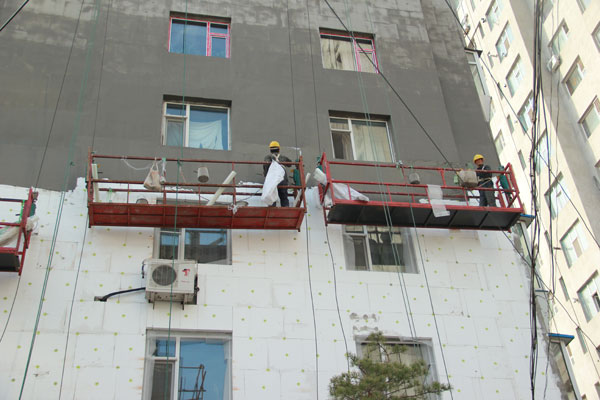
[329,332,451,400]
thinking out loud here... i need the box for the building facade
[454,0,600,397]
[0,0,568,398]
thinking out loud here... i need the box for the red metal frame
[87,151,307,231]
[317,153,524,231]
[0,188,34,275]
[168,16,231,58]
[320,30,379,73]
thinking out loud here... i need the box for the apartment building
[0,0,568,398]
[455,0,600,397]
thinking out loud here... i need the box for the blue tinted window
[166,104,185,116]
[211,37,227,58]
[170,20,207,55]
[211,24,229,35]
[179,340,227,400]
[165,120,184,147]
[154,338,176,357]
[189,106,228,150]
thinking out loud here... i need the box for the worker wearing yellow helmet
[263,141,292,207]
[473,154,497,207]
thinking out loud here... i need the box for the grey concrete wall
[0,0,496,190]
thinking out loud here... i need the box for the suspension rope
[305,215,320,399]
[18,0,102,397]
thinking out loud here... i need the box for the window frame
[162,101,231,150]
[544,174,569,219]
[320,30,379,73]
[153,227,232,265]
[560,220,588,267]
[506,56,524,96]
[466,50,488,97]
[577,273,600,321]
[495,23,513,61]
[329,115,395,163]
[143,330,232,400]
[168,15,231,58]
[564,57,585,95]
[485,0,503,31]
[549,22,569,56]
[342,225,416,273]
[579,98,600,138]
[593,24,600,52]
[494,130,505,154]
[518,94,534,131]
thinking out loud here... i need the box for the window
[169,16,230,58]
[329,115,393,162]
[507,115,514,133]
[550,23,569,55]
[577,0,590,12]
[320,30,378,73]
[580,98,600,138]
[595,382,600,398]
[143,330,231,400]
[162,100,230,150]
[506,57,524,96]
[576,328,588,353]
[478,23,484,38]
[518,150,527,170]
[495,24,513,61]
[485,0,503,30]
[155,228,231,265]
[594,25,600,51]
[343,226,415,273]
[545,174,569,218]
[560,220,588,267]
[357,337,435,397]
[487,52,495,68]
[518,94,534,131]
[466,50,487,97]
[542,0,554,21]
[494,131,505,154]
[578,273,600,321]
[549,339,577,398]
[559,277,569,301]
[490,99,496,121]
[535,131,553,174]
[564,58,585,95]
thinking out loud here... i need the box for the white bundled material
[261,161,285,205]
[428,184,450,218]
[0,216,38,246]
[313,168,369,205]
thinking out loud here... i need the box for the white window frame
[485,0,503,31]
[594,24,600,52]
[544,174,569,218]
[550,22,569,56]
[329,116,395,162]
[506,57,524,96]
[342,225,415,273]
[564,58,585,95]
[154,227,232,265]
[466,50,488,97]
[494,130,505,154]
[576,0,590,12]
[495,23,513,61]
[162,101,231,150]
[143,330,232,400]
[578,273,600,321]
[560,220,588,267]
[579,98,600,138]
[518,94,534,131]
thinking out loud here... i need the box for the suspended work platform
[87,152,307,230]
[0,188,35,275]
[318,153,524,231]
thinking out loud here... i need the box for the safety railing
[0,188,35,274]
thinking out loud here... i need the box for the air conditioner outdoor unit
[145,259,197,305]
[546,54,561,72]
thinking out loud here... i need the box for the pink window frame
[168,16,231,58]
[320,31,379,73]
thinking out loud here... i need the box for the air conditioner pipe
[94,287,146,302]
[207,170,237,206]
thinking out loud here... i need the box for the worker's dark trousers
[271,181,290,207]
[478,182,496,207]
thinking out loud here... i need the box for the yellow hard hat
[269,141,280,148]
[473,154,484,162]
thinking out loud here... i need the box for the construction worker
[473,154,496,207]
[264,141,291,207]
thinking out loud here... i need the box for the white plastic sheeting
[261,161,285,205]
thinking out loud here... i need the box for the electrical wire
[305,214,320,399]
[0,0,29,33]
[18,0,102,397]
